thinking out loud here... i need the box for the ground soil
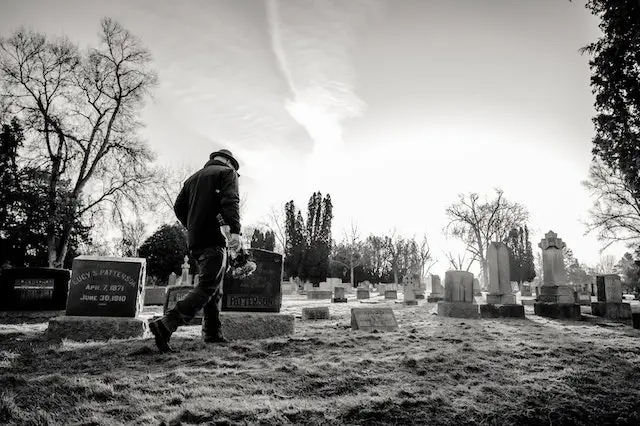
[1,294,640,425]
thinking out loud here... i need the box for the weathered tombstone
[520,282,532,297]
[402,273,419,305]
[481,242,524,318]
[333,286,347,303]
[427,274,444,302]
[46,256,147,341]
[356,286,370,300]
[533,231,581,320]
[351,307,398,332]
[591,274,631,319]
[384,289,398,300]
[378,283,387,294]
[167,272,178,287]
[302,306,330,320]
[415,277,426,300]
[0,267,70,313]
[143,286,167,306]
[307,289,332,300]
[437,270,479,318]
[473,278,482,296]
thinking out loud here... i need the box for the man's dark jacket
[174,159,241,250]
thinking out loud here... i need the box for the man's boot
[148,317,174,353]
[202,300,228,343]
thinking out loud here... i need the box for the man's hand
[228,233,242,252]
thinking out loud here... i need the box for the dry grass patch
[0,297,639,425]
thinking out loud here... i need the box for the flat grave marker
[351,307,398,332]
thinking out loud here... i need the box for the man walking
[149,149,242,353]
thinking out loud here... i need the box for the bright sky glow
[0,0,630,276]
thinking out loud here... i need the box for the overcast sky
[1,0,627,275]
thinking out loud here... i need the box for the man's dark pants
[160,246,227,339]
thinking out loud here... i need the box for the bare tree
[258,203,288,254]
[415,233,437,280]
[582,158,640,251]
[0,19,158,267]
[152,163,196,215]
[597,254,617,274]
[383,228,405,284]
[341,219,363,287]
[443,250,476,272]
[444,188,529,290]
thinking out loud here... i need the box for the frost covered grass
[1,295,639,425]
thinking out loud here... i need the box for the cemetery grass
[2,297,640,425]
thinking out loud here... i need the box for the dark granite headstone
[596,276,606,302]
[222,248,283,313]
[65,256,146,317]
[0,268,70,311]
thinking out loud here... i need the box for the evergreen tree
[523,225,536,282]
[138,223,188,282]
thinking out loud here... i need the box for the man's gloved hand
[228,233,242,253]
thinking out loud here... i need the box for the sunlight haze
[0,0,626,275]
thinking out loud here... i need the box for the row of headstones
[0,248,289,341]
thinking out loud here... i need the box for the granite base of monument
[415,294,425,300]
[307,290,332,300]
[404,300,418,306]
[520,298,536,306]
[218,312,294,340]
[590,302,632,320]
[0,310,66,324]
[537,286,576,304]
[486,294,517,305]
[384,290,397,300]
[437,302,479,318]
[427,295,444,303]
[302,307,330,320]
[332,297,348,303]
[533,302,581,320]
[632,313,640,330]
[46,316,148,341]
[480,304,525,319]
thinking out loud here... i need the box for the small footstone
[437,302,479,318]
[332,297,348,303]
[632,313,640,330]
[480,304,525,319]
[427,295,444,303]
[302,307,330,320]
[533,302,581,320]
[219,312,294,340]
[46,316,148,342]
[520,299,535,306]
[404,300,418,306]
[590,302,632,320]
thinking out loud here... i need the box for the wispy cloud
[266,0,385,173]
